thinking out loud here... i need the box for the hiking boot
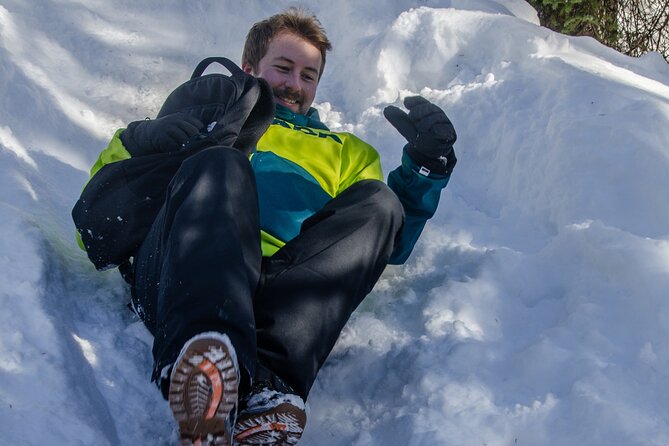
[234,386,307,445]
[168,332,239,446]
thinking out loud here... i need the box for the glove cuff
[406,145,456,176]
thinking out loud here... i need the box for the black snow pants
[131,146,404,400]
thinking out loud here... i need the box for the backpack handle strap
[190,57,245,79]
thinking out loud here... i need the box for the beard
[272,87,307,114]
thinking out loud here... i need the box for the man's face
[244,31,322,115]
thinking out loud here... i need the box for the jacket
[79,104,451,265]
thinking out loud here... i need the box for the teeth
[279,96,297,104]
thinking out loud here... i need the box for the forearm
[387,150,450,264]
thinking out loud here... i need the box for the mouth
[277,95,299,106]
[273,89,302,110]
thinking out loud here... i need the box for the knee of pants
[356,179,405,229]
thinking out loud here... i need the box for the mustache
[272,87,302,104]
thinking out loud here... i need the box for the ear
[242,63,254,75]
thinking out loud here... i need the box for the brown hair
[242,7,332,79]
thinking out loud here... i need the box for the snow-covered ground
[2,0,669,444]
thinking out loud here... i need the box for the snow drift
[1,0,669,444]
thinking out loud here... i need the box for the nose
[283,71,302,91]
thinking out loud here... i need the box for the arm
[75,129,130,251]
[75,114,203,251]
[387,150,450,264]
[88,113,203,180]
[89,129,131,178]
[384,96,458,264]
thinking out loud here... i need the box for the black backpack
[72,57,274,273]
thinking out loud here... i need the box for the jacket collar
[274,104,330,131]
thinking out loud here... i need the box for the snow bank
[1,1,668,445]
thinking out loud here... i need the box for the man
[74,7,457,446]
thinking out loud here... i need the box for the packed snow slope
[2,0,669,445]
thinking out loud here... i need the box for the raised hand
[384,96,457,175]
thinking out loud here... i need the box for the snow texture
[1,0,669,445]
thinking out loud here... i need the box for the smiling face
[243,31,322,115]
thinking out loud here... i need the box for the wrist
[406,145,454,176]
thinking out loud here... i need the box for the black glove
[384,96,457,175]
[120,113,204,157]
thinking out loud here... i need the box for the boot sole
[168,333,239,446]
[234,402,306,445]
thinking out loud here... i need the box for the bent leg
[132,147,261,390]
[254,179,404,399]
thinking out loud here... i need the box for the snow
[1,0,668,444]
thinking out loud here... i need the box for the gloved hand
[384,96,457,175]
[120,113,204,157]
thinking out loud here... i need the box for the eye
[274,65,289,72]
[302,73,316,83]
